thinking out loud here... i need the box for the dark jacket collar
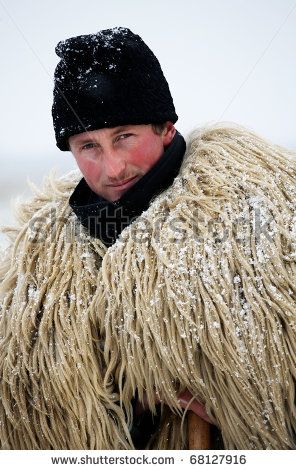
[69,130,186,247]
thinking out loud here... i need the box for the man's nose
[103,152,127,181]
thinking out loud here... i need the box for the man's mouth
[108,175,139,189]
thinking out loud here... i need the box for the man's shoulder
[184,121,294,168]
[15,169,81,222]
[186,122,261,149]
[1,169,82,254]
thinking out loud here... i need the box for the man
[1,27,296,450]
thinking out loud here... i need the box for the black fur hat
[52,27,178,151]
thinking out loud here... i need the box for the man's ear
[162,121,176,147]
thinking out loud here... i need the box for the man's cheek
[130,155,149,173]
[82,161,101,180]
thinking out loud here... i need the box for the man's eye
[82,142,97,150]
[117,133,132,141]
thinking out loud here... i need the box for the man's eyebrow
[110,125,132,136]
[72,126,132,145]
[72,137,95,145]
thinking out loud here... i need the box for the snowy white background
[0,0,296,247]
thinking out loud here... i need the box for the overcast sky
[0,0,296,231]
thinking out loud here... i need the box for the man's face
[69,123,175,202]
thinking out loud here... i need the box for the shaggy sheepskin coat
[1,123,296,450]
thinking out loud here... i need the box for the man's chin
[108,189,128,202]
[95,189,126,203]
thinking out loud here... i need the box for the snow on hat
[52,26,178,151]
